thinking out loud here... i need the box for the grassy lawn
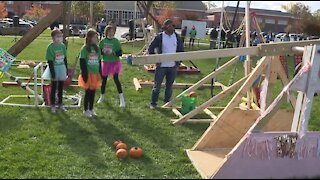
[0,29,320,178]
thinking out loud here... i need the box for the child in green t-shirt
[46,29,68,113]
[78,29,102,118]
[189,26,197,48]
[97,25,125,107]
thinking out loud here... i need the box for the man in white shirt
[148,19,184,109]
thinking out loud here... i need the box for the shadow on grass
[55,109,163,177]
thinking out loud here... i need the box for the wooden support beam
[172,76,247,125]
[192,56,270,149]
[203,108,217,120]
[132,47,257,65]
[132,40,320,65]
[163,56,239,108]
[8,3,63,57]
[170,119,213,124]
[172,108,183,118]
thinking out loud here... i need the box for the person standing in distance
[148,19,184,109]
[189,25,197,48]
[181,26,187,46]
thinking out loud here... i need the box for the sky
[205,1,320,12]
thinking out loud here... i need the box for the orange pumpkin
[116,149,127,159]
[116,143,127,151]
[129,147,143,159]
[189,91,197,97]
[113,140,123,148]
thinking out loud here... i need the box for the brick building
[103,1,208,28]
[207,6,296,33]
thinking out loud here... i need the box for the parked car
[69,24,87,36]
[79,29,87,38]
[121,28,144,40]
[0,21,33,36]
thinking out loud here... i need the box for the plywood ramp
[262,109,294,132]
[186,149,231,179]
[193,109,261,150]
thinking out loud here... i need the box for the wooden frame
[186,44,320,179]
[132,78,226,91]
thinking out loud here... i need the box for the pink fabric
[101,61,122,76]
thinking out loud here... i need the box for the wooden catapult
[133,39,320,178]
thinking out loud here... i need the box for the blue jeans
[151,67,177,106]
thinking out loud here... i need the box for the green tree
[281,2,313,20]
[71,1,104,23]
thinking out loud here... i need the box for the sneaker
[83,110,92,118]
[51,106,56,113]
[97,94,105,104]
[150,104,156,110]
[90,110,98,117]
[59,105,67,112]
[119,93,125,108]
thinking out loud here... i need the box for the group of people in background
[46,22,125,118]
[180,25,197,48]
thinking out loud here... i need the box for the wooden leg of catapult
[186,45,320,179]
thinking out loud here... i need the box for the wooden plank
[132,47,258,65]
[186,149,231,179]
[276,59,296,108]
[173,76,247,125]
[133,78,142,91]
[193,109,261,150]
[170,119,213,124]
[192,57,270,150]
[259,39,320,56]
[297,45,320,135]
[137,80,220,89]
[163,56,239,108]
[172,108,183,118]
[8,3,63,57]
[204,108,217,120]
[132,40,320,65]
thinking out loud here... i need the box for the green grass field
[0,29,320,178]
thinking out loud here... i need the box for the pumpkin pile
[113,140,143,160]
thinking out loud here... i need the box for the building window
[278,19,288,25]
[6,1,14,4]
[265,18,275,24]
[121,11,128,25]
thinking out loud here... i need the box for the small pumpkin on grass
[116,142,127,151]
[129,147,143,159]
[116,149,127,159]
[113,140,123,149]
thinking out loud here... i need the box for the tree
[0,1,8,18]
[313,9,320,21]
[24,4,50,21]
[153,1,175,9]
[281,2,312,20]
[71,1,104,23]
[156,9,178,25]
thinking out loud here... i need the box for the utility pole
[90,1,93,28]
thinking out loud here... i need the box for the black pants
[101,74,123,94]
[189,38,195,47]
[51,81,64,105]
[84,89,96,111]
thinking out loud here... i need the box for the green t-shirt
[190,29,197,38]
[99,37,122,62]
[79,46,101,74]
[46,43,67,66]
